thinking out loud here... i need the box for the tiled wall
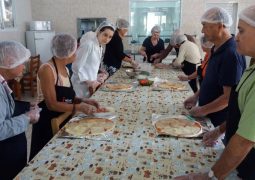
[31,0,129,38]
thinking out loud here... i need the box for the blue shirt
[199,36,246,126]
[0,83,30,141]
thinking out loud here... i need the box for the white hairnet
[170,29,183,46]
[239,5,255,27]
[201,7,233,27]
[96,20,115,33]
[51,33,77,59]
[151,25,161,33]
[176,34,187,45]
[200,36,214,49]
[116,18,129,29]
[0,41,31,69]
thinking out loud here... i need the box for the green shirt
[236,64,255,145]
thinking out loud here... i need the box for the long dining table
[16,66,236,179]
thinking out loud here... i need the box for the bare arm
[39,65,88,113]
[188,71,198,80]
[139,46,147,58]
[172,45,185,67]
[212,134,254,179]
[159,43,173,60]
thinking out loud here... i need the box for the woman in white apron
[71,21,115,98]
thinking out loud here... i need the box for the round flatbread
[155,118,202,137]
[65,118,114,136]
[105,83,133,91]
[158,82,186,90]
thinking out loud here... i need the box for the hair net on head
[239,5,255,27]
[201,7,233,27]
[151,25,161,33]
[200,36,214,49]
[116,18,129,29]
[0,41,31,69]
[176,34,187,45]
[170,29,183,46]
[96,20,116,33]
[51,33,77,59]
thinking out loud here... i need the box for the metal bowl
[126,69,139,78]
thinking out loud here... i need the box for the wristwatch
[208,169,218,180]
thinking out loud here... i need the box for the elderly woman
[103,18,139,76]
[175,5,255,180]
[0,41,40,180]
[30,34,103,160]
[71,21,115,98]
[139,25,165,63]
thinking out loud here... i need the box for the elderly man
[184,7,246,127]
[175,5,255,180]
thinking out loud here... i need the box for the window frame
[0,0,15,30]
[129,0,182,44]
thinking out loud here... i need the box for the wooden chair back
[21,55,40,97]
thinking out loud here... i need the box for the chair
[21,55,40,97]
[51,112,72,135]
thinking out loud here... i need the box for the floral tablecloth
[16,67,235,180]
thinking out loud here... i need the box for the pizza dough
[105,83,133,91]
[65,118,114,136]
[155,117,202,137]
[157,82,186,90]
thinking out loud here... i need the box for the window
[129,0,181,44]
[0,0,15,30]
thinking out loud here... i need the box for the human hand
[99,68,108,74]
[141,52,147,60]
[203,127,222,147]
[178,74,189,81]
[154,63,168,69]
[26,107,41,124]
[153,58,161,64]
[97,73,108,83]
[151,53,160,60]
[131,60,140,69]
[96,107,108,113]
[82,98,100,109]
[174,172,209,180]
[189,106,205,117]
[184,95,198,109]
[87,81,101,95]
[79,102,97,115]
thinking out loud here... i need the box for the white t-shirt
[71,34,103,98]
[173,40,201,66]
